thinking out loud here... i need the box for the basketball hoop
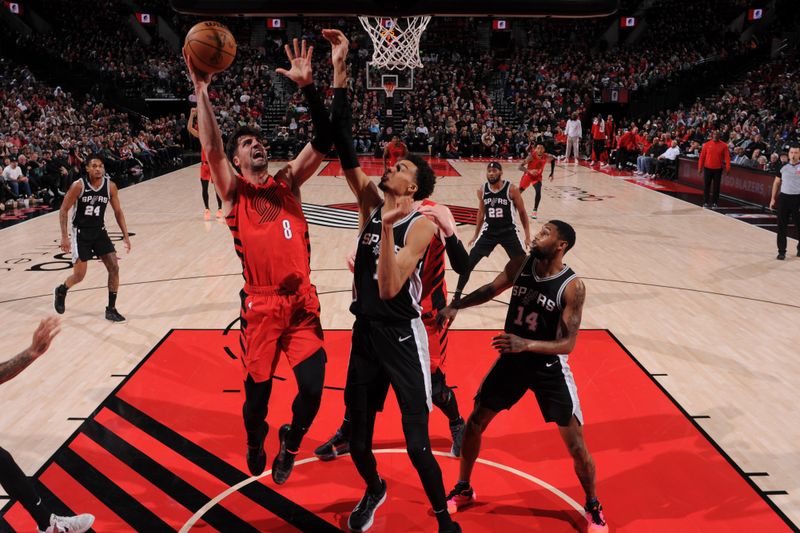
[358,15,431,70]
[382,80,396,99]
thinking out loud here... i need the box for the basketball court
[1,157,798,531]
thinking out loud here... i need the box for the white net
[358,16,431,70]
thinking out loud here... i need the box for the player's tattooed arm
[0,318,60,386]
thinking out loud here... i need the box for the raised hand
[29,317,61,359]
[322,28,349,65]
[382,196,414,226]
[182,46,212,90]
[417,203,456,237]
[276,38,314,88]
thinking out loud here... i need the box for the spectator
[698,130,731,209]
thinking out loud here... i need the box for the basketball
[184,21,237,74]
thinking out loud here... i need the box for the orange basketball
[184,21,237,74]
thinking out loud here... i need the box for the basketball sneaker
[216,209,224,219]
[54,284,67,314]
[246,421,267,476]
[105,307,126,323]
[44,513,95,533]
[348,479,387,532]
[271,424,297,485]
[449,418,465,458]
[204,209,211,220]
[530,210,538,220]
[584,499,608,532]
[446,482,476,514]
[314,428,350,461]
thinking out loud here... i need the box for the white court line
[179,448,585,532]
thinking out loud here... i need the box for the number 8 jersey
[72,175,110,230]
[504,255,577,345]
[227,175,313,290]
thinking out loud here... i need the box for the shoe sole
[315,444,350,462]
[348,492,386,532]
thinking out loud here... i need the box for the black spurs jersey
[481,180,517,235]
[72,176,110,230]
[504,255,577,347]
[350,204,426,321]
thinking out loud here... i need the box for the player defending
[0,318,95,533]
[187,107,223,220]
[314,183,471,464]
[324,29,461,533]
[518,144,555,219]
[439,221,608,533]
[383,135,409,171]
[452,162,530,302]
[184,39,332,485]
[53,156,131,322]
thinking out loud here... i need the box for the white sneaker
[44,513,95,533]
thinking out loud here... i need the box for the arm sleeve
[331,88,360,170]
[301,84,333,154]
[444,234,470,274]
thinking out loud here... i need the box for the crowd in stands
[0,56,183,213]
[3,0,798,217]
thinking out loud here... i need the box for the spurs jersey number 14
[504,255,577,345]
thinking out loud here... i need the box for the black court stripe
[81,419,258,532]
[106,397,339,532]
[55,448,171,532]
[0,517,12,531]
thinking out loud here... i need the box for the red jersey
[419,198,447,316]
[526,151,548,175]
[386,142,408,167]
[200,148,211,181]
[228,175,312,291]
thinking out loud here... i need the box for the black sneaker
[446,482,475,514]
[777,252,786,260]
[314,428,350,461]
[347,479,387,532]
[105,307,126,323]
[449,418,465,458]
[796,249,800,257]
[439,521,462,533]
[271,424,297,485]
[54,285,67,314]
[246,423,267,476]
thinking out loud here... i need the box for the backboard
[170,0,619,17]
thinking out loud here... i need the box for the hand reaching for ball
[183,46,212,90]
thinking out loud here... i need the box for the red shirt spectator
[698,138,731,172]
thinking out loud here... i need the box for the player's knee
[107,261,119,275]
[566,439,588,461]
[467,411,488,434]
[432,387,451,409]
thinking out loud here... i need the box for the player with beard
[183,39,333,485]
[452,161,530,302]
[437,220,608,532]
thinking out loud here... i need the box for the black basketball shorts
[344,317,432,416]
[72,226,115,263]
[476,353,583,427]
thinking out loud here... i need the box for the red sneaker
[584,500,608,532]
[446,483,476,514]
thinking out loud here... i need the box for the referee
[770,145,800,260]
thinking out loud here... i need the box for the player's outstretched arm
[417,203,469,274]
[324,29,382,222]
[0,318,61,386]
[438,254,526,327]
[277,39,333,192]
[183,48,237,203]
[377,198,436,299]
[492,278,586,356]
